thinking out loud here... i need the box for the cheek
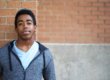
[31,26,36,32]
[15,28,22,33]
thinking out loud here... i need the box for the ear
[34,25,37,32]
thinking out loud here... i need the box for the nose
[23,22,28,28]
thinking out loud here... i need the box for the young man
[0,9,56,80]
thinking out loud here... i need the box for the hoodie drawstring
[8,41,14,71]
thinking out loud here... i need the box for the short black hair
[14,8,36,28]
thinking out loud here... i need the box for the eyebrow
[17,19,33,23]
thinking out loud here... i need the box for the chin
[21,36,32,40]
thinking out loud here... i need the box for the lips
[22,30,31,34]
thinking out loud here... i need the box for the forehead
[17,14,33,21]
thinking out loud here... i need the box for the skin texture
[15,14,36,52]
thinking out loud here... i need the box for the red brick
[85,15,98,20]
[92,26,105,34]
[0,25,15,32]
[105,3,110,6]
[78,7,98,11]
[0,17,6,25]
[78,19,92,24]
[99,7,110,11]
[105,28,110,34]
[92,2,104,6]
[37,32,49,42]
[105,20,110,24]
[78,2,92,7]
[21,1,37,9]
[76,0,98,2]
[0,9,17,16]
[79,10,91,16]
[0,1,7,8]
[0,32,5,39]
[99,0,110,2]
[7,1,21,8]
[99,16,110,20]
[7,17,14,25]
[92,11,104,16]
[92,20,104,24]
[0,40,9,47]
[105,11,110,16]
[5,32,17,40]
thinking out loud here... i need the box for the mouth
[22,30,31,34]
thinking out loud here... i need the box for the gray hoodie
[0,41,56,80]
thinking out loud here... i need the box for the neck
[16,38,35,52]
[17,39,34,45]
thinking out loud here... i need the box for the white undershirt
[12,41,39,69]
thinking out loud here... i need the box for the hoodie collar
[8,40,47,71]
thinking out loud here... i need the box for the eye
[17,22,23,26]
[27,22,32,25]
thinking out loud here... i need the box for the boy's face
[15,14,36,40]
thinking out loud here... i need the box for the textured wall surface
[45,43,110,80]
[38,0,110,43]
[0,0,110,43]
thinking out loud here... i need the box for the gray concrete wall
[45,43,110,80]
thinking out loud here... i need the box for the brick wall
[0,0,110,46]
[38,0,110,43]
[0,0,38,47]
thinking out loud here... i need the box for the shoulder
[37,42,53,58]
[0,40,14,54]
[0,42,10,51]
[37,42,53,62]
[0,42,11,59]
[44,49,53,59]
